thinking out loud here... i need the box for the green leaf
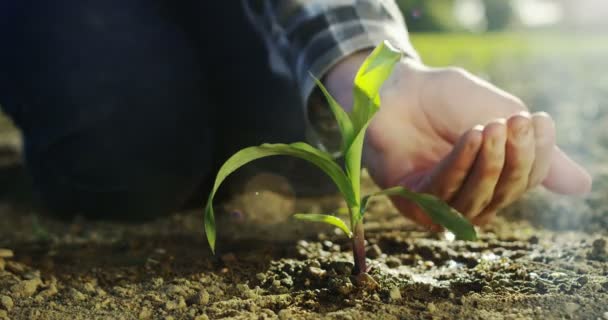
[361,186,477,241]
[351,40,402,132]
[311,75,354,153]
[344,121,370,205]
[344,41,402,207]
[293,213,352,238]
[204,142,356,253]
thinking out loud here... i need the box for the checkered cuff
[243,0,418,154]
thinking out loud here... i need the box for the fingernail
[518,111,531,118]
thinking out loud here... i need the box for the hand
[324,51,592,228]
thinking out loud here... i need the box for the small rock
[138,307,153,320]
[0,310,7,318]
[603,311,608,320]
[236,284,250,298]
[71,289,86,301]
[329,278,354,295]
[38,283,58,299]
[83,281,97,294]
[322,241,334,250]
[194,315,209,320]
[366,244,383,259]
[189,290,210,306]
[0,296,13,311]
[308,266,326,279]
[164,284,186,297]
[385,257,401,268]
[11,278,41,298]
[256,273,266,282]
[352,273,379,291]
[389,287,401,301]
[564,302,580,313]
[278,309,292,320]
[329,261,354,276]
[427,302,437,313]
[0,249,13,259]
[165,297,186,311]
[6,261,25,274]
[528,236,539,245]
[280,276,294,288]
[577,276,588,286]
[588,238,607,261]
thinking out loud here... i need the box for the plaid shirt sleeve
[243,0,419,154]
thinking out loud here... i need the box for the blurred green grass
[411,32,608,71]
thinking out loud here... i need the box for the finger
[472,210,497,226]
[479,112,535,217]
[450,120,507,219]
[542,147,592,194]
[421,126,484,200]
[392,127,483,229]
[527,112,556,189]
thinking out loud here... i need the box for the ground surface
[0,33,607,319]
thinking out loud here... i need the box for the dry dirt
[0,129,606,320]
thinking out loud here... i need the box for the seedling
[204,41,476,276]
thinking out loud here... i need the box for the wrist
[323,49,373,112]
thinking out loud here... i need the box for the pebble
[427,302,437,313]
[194,315,209,320]
[38,283,59,299]
[352,273,379,291]
[365,244,383,259]
[278,309,292,320]
[0,296,13,311]
[308,266,326,279]
[389,287,401,301]
[165,299,178,311]
[564,302,580,313]
[191,290,209,306]
[71,289,86,301]
[329,261,354,276]
[603,311,608,320]
[6,261,25,274]
[11,278,41,298]
[385,257,401,268]
[0,249,13,259]
[138,307,152,320]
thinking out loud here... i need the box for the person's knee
[27,124,214,221]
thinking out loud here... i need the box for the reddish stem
[351,222,367,275]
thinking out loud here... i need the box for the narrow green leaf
[351,41,402,132]
[344,121,370,205]
[311,75,354,152]
[293,213,352,238]
[204,142,356,253]
[343,41,402,211]
[361,186,477,241]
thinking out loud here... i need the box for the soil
[0,128,606,320]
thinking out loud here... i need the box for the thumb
[542,147,592,195]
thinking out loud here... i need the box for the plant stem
[351,221,367,275]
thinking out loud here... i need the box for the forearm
[244,0,418,152]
